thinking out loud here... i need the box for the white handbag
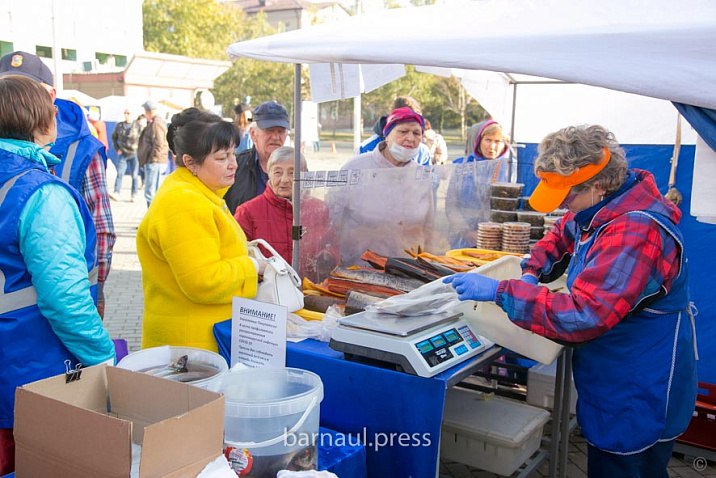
[248,239,304,313]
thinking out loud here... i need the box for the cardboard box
[14,365,224,478]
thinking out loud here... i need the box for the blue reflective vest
[0,150,98,428]
[50,98,106,190]
[568,211,697,453]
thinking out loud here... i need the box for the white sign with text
[231,297,287,368]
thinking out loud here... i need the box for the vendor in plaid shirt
[445,124,697,478]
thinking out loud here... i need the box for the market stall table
[213,319,503,478]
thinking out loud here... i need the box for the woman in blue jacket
[0,75,115,475]
[447,120,510,248]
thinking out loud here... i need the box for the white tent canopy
[228,0,716,221]
[227,0,716,110]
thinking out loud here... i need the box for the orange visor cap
[528,148,611,213]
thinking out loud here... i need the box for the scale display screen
[414,328,468,368]
[416,340,434,354]
[444,329,461,344]
[430,336,446,348]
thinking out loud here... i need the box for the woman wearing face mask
[445,124,697,478]
[330,107,435,265]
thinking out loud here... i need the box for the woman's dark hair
[0,75,55,142]
[167,107,228,165]
[173,119,241,167]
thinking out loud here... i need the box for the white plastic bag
[277,470,338,478]
[366,277,459,316]
[287,306,340,342]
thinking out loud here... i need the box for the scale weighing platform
[329,310,494,378]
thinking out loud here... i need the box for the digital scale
[329,310,494,378]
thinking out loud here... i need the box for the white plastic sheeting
[227,0,716,110]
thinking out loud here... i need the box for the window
[96,52,127,67]
[0,41,13,57]
[61,48,77,61]
[36,45,53,58]
[95,52,110,64]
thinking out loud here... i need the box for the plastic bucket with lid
[218,367,323,477]
[116,345,228,392]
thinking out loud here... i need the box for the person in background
[446,119,510,248]
[0,75,115,475]
[233,103,253,154]
[357,95,432,166]
[110,108,140,202]
[136,113,148,132]
[332,107,435,265]
[224,100,290,214]
[0,51,115,318]
[453,119,509,174]
[423,118,448,165]
[445,124,697,478]
[235,146,338,282]
[137,109,260,351]
[88,108,109,151]
[135,113,148,186]
[137,100,169,207]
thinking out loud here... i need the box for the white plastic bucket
[116,345,228,392]
[218,367,324,477]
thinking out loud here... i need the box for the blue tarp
[517,144,716,384]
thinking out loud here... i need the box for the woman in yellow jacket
[137,109,260,351]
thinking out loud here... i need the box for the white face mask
[388,143,420,163]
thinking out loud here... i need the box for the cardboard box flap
[106,367,222,444]
[139,398,224,478]
[14,366,132,477]
[19,363,109,412]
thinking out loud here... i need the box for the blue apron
[566,211,697,453]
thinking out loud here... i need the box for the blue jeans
[143,162,166,207]
[587,440,674,478]
[114,152,140,196]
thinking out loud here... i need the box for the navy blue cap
[253,101,289,129]
[0,51,54,86]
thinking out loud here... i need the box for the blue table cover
[318,427,367,477]
[214,318,498,478]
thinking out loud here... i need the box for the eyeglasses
[53,105,58,116]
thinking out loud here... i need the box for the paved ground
[102,141,715,477]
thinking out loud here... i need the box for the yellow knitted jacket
[137,167,258,351]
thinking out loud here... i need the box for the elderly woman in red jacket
[234,146,338,282]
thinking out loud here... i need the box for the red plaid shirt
[497,170,682,343]
[79,152,115,283]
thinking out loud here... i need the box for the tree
[143,0,296,116]
[143,0,243,59]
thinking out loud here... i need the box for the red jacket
[234,186,338,282]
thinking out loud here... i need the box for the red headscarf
[382,107,425,138]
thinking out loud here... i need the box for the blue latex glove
[520,274,539,285]
[443,273,499,302]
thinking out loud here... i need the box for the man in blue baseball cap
[224,100,290,213]
[0,51,115,319]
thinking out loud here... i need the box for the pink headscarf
[382,107,425,138]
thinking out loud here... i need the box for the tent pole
[292,63,302,271]
[509,82,517,182]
